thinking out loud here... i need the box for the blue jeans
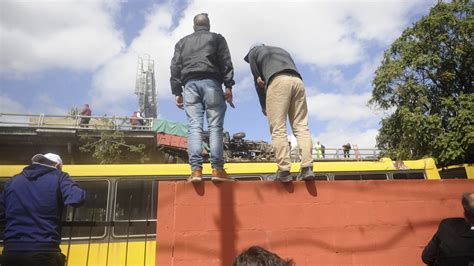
[183,79,227,171]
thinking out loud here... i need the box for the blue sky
[0,0,436,149]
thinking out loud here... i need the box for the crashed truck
[154,119,274,163]
[135,57,274,163]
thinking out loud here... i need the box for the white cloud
[0,0,124,76]
[307,91,376,122]
[291,122,378,151]
[351,54,383,90]
[37,95,69,115]
[89,5,178,113]
[0,94,24,113]
[232,75,256,105]
[0,94,67,124]
[305,90,383,149]
[346,1,424,44]
[0,95,30,124]
[88,0,431,111]
[1,0,436,152]
[315,123,379,150]
[288,89,381,149]
[91,52,137,109]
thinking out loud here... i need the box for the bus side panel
[60,241,156,266]
[467,165,474,179]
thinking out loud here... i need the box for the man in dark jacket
[0,153,86,266]
[422,192,474,266]
[170,13,235,182]
[244,44,315,182]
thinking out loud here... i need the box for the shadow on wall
[156,180,471,265]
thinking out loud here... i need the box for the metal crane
[135,55,157,118]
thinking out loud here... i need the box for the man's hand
[175,95,184,109]
[257,76,265,89]
[225,87,235,108]
[262,108,267,116]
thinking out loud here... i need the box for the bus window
[113,179,158,238]
[361,174,388,180]
[334,173,388,181]
[334,174,362,180]
[62,180,109,239]
[314,174,329,181]
[393,172,425,179]
[0,181,5,242]
[439,168,468,179]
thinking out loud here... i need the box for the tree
[369,1,473,166]
[80,130,147,164]
[68,106,80,117]
[79,116,147,164]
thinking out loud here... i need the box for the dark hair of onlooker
[232,246,294,266]
[462,192,474,224]
[193,13,210,29]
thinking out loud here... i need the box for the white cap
[31,153,63,168]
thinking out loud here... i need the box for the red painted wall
[156,180,473,266]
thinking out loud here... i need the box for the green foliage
[370,1,473,166]
[79,130,147,164]
[68,106,80,117]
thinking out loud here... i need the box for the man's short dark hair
[193,13,210,29]
[462,192,474,224]
[233,246,294,266]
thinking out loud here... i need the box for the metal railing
[310,147,384,160]
[0,113,384,160]
[0,113,153,131]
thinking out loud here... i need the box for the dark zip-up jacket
[170,26,235,96]
[422,218,474,266]
[0,163,86,252]
[245,45,302,112]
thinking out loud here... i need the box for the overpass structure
[0,112,384,164]
[0,113,158,164]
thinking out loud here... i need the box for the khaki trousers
[266,74,313,171]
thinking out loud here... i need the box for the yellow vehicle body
[60,241,156,266]
[0,158,447,266]
[0,157,440,179]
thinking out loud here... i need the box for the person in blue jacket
[0,153,86,266]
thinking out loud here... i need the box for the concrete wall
[156,180,473,266]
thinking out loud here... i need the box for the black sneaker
[297,167,316,181]
[267,170,292,183]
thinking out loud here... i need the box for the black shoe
[267,170,292,182]
[297,167,315,181]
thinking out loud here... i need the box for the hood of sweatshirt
[21,163,57,180]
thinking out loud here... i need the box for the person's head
[462,192,474,225]
[233,246,294,266]
[84,104,89,108]
[31,153,63,170]
[193,13,210,31]
[244,42,265,63]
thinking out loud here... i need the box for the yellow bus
[0,157,452,265]
[439,163,474,180]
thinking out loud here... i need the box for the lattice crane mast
[135,56,157,118]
